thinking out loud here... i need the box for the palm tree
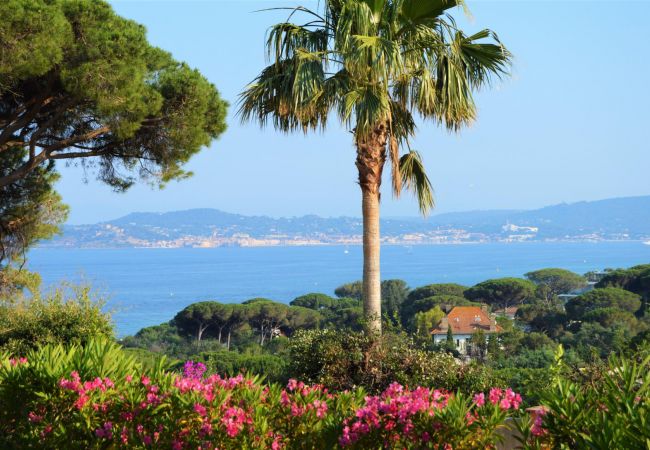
[239,0,511,334]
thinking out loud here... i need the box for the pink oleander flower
[95,422,113,439]
[271,435,284,450]
[530,408,548,436]
[27,411,43,423]
[473,392,485,407]
[286,379,304,392]
[312,399,328,418]
[40,425,53,439]
[489,388,503,405]
[183,360,207,380]
[194,403,207,416]
[9,357,28,366]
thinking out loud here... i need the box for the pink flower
[40,425,52,439]
[280,390,290,406]
[473,392,485,407]
[221,406,248,437]
[193,403,207,416]
[28,411,43,423]
[95,422,113,439]
[489,388,503,405]
[271,435,284,450]
[530,408,548,436]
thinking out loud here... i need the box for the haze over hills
[45,196,650,248]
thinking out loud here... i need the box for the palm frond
[266,23,330,64]
[399,150,435,215]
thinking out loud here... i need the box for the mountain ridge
[46,195,650,248]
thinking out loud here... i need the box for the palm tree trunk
[356,122,388,335]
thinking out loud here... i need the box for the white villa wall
[433,333,472,353]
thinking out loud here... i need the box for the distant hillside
[45,196,650,248]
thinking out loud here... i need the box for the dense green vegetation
[0,0,227,282]
[3,263,647,405]
[88,264,645,403]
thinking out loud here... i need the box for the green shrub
[187,350,289,383]
[0,283,113,354]
[288,329,498,393]
[494,368,553,407]
[526,347,650,448]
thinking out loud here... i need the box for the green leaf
[400,0,462,23]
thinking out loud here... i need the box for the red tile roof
[431,306,501,335]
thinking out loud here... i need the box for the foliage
[290,293,336,309]
[380,279,409,319]
[0,266,42,301]
[414,306,444,336]
[0,0,227,260]
[171,300,322,349]
[0,148,69,267]
[524,347,650,449]
[121,323,188,355]
[524,268,586,303]
[406,283,468,302]
[0,0,227,188]
[515,303,567,338]
[189,350,289,384]
[596,264,650,314]
[0,339,525,449]
[565,287,641,320]
[287,329,498,394]
[464,278,536,309]
[334,281,364,300]
[0,283,113,354]
[596,264,650,297]
[494,368,552,407]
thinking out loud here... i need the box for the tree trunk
[356,122,388,335]
[197,323,207,344]
[227,330,231,351]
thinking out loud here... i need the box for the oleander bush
[0,339,526,449]
[518,346,650,449]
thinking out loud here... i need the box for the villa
[431,306,501,355]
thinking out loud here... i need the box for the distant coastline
[42,195,650,249]
[39,238,649,250]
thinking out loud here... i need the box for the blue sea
[27,242,650,337]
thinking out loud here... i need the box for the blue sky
[57,1,650,224]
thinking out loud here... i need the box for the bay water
[27,242,650,336]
